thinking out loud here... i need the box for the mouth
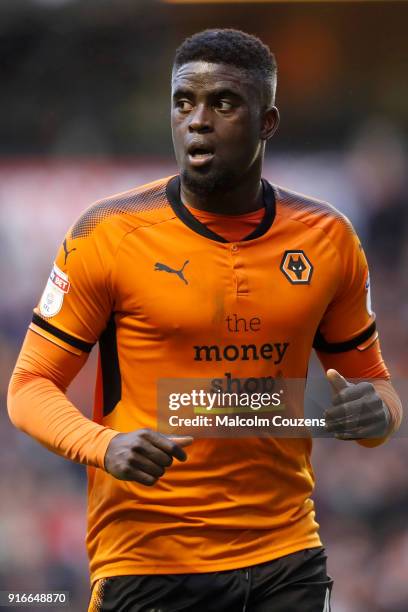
[187,144,215,168]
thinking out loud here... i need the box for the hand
[104,428,193,485]
[324,369,391,440]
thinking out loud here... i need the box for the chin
[181,166,238,197]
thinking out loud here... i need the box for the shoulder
[70,176,175,242]
[273,183,356,244]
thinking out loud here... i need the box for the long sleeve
[7,329,118,468]
[317,339,403,447]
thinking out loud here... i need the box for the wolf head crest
[280,251,313,284]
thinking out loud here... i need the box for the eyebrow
[212,88,244,101]
[172,87,194,100]
[172,87,244,102]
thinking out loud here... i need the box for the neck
[180,166,264,216]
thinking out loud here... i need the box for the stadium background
[1,0,407,610]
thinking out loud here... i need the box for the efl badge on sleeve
[280,250,313,284]
[39,263,70,318]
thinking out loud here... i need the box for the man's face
[171,61,275,197]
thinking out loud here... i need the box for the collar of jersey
[165,175,276,244]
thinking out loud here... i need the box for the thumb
[168,436,194,448]
[326,369,350,394]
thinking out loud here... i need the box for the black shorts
[89,546,333,612]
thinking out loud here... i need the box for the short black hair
[173,29,277,105]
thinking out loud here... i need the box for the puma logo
[287,255,307,280]
[63,239,77,265]
[154,260,189,285]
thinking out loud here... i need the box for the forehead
[172,61,258,97]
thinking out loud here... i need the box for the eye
[215,99,234,112]
[175,99,193,113]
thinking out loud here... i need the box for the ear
[260,106,280,141]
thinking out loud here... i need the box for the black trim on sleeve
[166,175,276,243]
[313,321,377,353]
[32,313,95,354]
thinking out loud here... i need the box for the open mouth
[187,145,215,167]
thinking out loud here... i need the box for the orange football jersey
[30,176,387,584]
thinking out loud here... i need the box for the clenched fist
[324,369,391,440]
[104,428,193,485]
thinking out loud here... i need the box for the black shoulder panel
[71,180,169,239]
[276,186,355,236]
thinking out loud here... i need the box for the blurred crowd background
[1,1,407,610]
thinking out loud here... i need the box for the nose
[188,104,212,133]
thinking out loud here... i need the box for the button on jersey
[31,175,382,583]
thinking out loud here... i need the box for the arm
[8,209,192,481]
[8,328,192,480]
[313,216,402,446]
[7,329,117,467]
[317,342,402,447]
